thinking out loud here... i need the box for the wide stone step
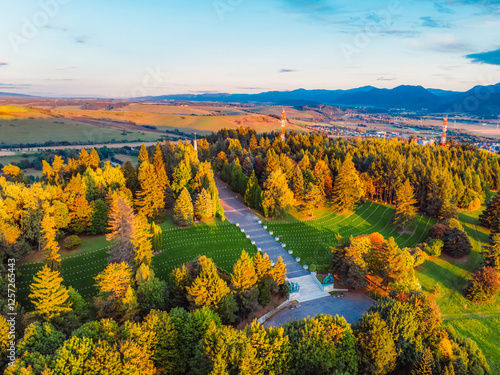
[297,292,330,303]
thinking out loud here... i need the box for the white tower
[280,108,286,142]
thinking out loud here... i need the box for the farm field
[54,109,308,134]
[17,217,256,310]
[264,200,435,269]
[0,118,161,145]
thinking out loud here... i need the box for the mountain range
[141,83,500,116]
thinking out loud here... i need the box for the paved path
[264,293,375,327]
[216,179,329,301]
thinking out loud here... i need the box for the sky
[1,0,500,97]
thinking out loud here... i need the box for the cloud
[434,3,455,13]
[420,16,451,28]
[378,30,420,36]
[466,47,500,65]
[44,25,68,32]
[237,87,265,90]
[411,34,472,52]
[0,83,31,89]
[279,69,297,73]
[376,77,396,81]
[0,62,8,67]
[75,36,88,44]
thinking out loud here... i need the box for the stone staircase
[216,179,330,303]
[288,274,330,302]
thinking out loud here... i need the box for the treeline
[0,146,139,176]
[204,127,499,220]
[2,291,489,375]
[0,141,223,262]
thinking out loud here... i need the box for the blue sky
[1,0,500,97]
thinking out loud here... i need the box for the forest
[0,127,499,374]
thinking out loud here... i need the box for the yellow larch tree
[272,256,287,286]
[253,252,272,280]
[94,262,133,300]
[135,161,165,218]
[2,164,22,179]
[79,148,92,169]
[133,214,153,267]
[41,203,61,270]
[139,143,149,164]
[29,265,72,321]
[231,250,258,292]
[187,256,230,309]
[89,148,101,169]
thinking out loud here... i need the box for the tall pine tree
[106,196,136,266]
[331,154,363,213]
[174,187,194,227]
[194,188,213,220]
[393,179,417,231]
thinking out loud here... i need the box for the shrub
[444,218,464,232]
[309,264,317,272]
[64,235,82,250]
[428,223,450,240]
[423,239,444,257]
[464,266,500,303]
[443,228,471,258]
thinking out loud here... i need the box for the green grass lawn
[264,202,499,371]
[17,217,256,310]
[264,200,435,267]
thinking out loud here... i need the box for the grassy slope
[265,203,499,372]
[17,217,256,310]
[264,201,434,267]
[0,118,160,145]
[54,109,308,134]
[416,208,500,373]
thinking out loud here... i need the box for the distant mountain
[140,83,500,116]
[0,92,33,97]
[438,83,500,116]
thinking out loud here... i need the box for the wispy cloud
[434,3,455,13]
[420,16,451,28]
[0,83,32,89]
[57,66,79,71]
[411,34,472,52]
[0,62,8,67]
[237,87,265,90]
[75,36,88,44]
[279,69,297,73]
[376,77,396,81]
[466,47,500,65]
[467,20,500,28]
[45,25,68,32]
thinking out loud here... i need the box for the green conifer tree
[173,187,194,226]
[393,179,417,231]
[195,188,213,220]
[331,154,363,212]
